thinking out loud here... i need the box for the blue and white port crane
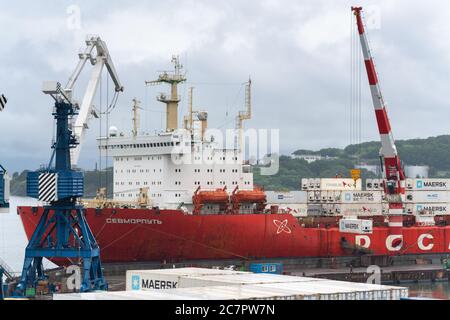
[15,35,123,295]
[0,94,9,213]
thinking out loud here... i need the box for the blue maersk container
[27,171,84,201]
[250,263,283,274]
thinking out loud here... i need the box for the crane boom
[65,36,124,167]
[0,95,9,213]
[352,7,405,244]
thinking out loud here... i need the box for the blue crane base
[15,205,108,295]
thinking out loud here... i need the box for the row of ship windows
[103,142,180,150]
[117,156,163,162]
[118,193,163,198]
[193,156,239,161]
[116,168,241,174]
[117,169,163,174]
[116,181,252,186]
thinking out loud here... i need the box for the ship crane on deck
[352,7,406,246]
[235,79,252,151]
[62,35,124,167]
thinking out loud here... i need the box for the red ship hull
[17,206,450,264]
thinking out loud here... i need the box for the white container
[126,268,249,291]
[301,178,309,190]
[268,204,308,217]
[177,273,326,289]
[307,204,325,216]
[307,191,321,202]
[320,178,362,191]
[172,285,319,300]
[407,179,450,191]
[405,203,449,215]
[405,191,449,203]
[340,191,383,203]
[335,203,385,216]
[55,285,320,300]
[256,282,357,300]
[265,191,307,204]
[339,218,373,234]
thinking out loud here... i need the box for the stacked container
[265,191,308,217]
[118,268,409,301]
[405,179,450,215]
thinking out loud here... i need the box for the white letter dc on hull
[39,173,58,202]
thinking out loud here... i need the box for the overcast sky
[0,0,449,173]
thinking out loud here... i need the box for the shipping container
[405,191,449,203]
[125,268,249,291]
[55,285,320,300]
[258,281,407,300]
[365,179,384,191]
[405,203,449,215]
[306,204,326,216]
[340,191,383,203]
[339,218,373,234]
[333,203,386,216]
[320,178,362,191]
[267,204,308,217]
[406,179,450,191]
[307,191,321,202]
[265,191,307,204]
[174,273,327,289]
[256,282,357,300]
[249,263,283,275]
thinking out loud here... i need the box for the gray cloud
[0,0,449,173]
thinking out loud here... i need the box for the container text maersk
[106,218,163,225]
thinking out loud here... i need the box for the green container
[25,287,36,297]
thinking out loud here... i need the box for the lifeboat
[230,186,267,214]
[192,186,229,215]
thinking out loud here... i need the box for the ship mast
[145,56,187,132]
[131,98,141,138]
[235,79,252,151]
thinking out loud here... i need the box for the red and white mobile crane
[352,7,405,248]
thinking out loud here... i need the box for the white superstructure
[98,131,253,210]
[97,57,254,210]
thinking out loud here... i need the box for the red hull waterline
[17,206,450,264]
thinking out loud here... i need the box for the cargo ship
[17,8,450,265]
